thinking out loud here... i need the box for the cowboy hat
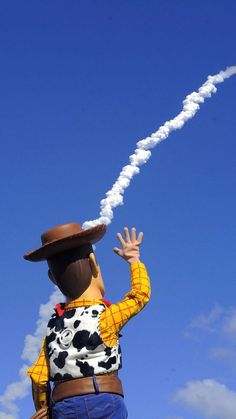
[24,222,106,262]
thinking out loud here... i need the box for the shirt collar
[54,298,111,317]
[65,298,110,309]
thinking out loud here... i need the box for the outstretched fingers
[124,227,131,242]
[114,227,143,263]
[117,228,143,246]
[130,227,143,244]
[131,227,136,242]
[116,232,126,247]
[137,231,143,244]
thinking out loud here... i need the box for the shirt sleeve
[100,261,151,347]
[27,337,50,411]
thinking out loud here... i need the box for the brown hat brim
[24,224,106,262]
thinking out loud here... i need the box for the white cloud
[186,305,236,346]
[223,310,236,341]
[209,347,236,371]
[0,377,29,418]
[185,305,236,372]
[172,306,236,418]
[0,287,63,418]
[174,379,236,419]
[186,304,223,337]
[22,287,63,364]
[166,416,184,419]
[0,413,16,419]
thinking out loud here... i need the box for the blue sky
[0,1,236,418]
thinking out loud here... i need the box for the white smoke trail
[0,288,63,419]
[83,66,236,228]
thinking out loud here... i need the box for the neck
[64,267,105,302]
[67,289,104,302]
[66,272,105,302]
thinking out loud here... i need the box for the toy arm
[113,226,150,326]
[100,261,151,346]
[27,338,50,413]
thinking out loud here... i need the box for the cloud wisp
[185,305,236,343]
[0,288,63,419]
[174,379,236,419]
[83,66,236,229]
[185,304,236,371]
[173,306,236,418]
[185,304,224,338]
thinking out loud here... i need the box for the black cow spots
[47,332,56,346]
[46,332,57,357]
[54,318,65,332]
[105,347,112,357]
[53,351,68,369]
[86,332,103,351]
[73,330,103,351]
[64,309,76,319]
[76,360,94,377]
[73,330,90,351]
[47,315,56,330]
[80,307,88,316]
[98,356,117,370]
[46,304,121,379]
[74,320,81,328]
[48,316,65,333]
[48,310,76,335]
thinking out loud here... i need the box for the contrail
[83,66,236,228]
[1,66,236,417]
[0,288,63,419]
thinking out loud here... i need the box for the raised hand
[114,227,143,264]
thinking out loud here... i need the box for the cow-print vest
[46,304,121,381]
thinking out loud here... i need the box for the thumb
[113,247,122,256]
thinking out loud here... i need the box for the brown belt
[52,375,124,402]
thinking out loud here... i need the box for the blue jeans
[51,393,128,418]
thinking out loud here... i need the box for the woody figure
[24,222,151,419]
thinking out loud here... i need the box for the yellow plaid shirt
[28,262,151,410]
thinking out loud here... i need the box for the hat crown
[41,222,82,246]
